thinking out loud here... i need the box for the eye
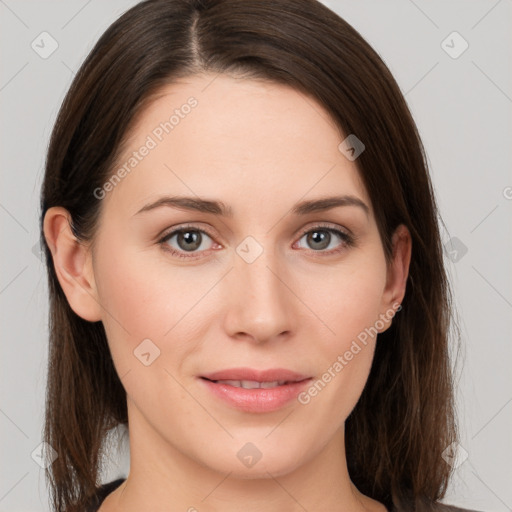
[158,223,355,260]
[158,225,218,259]
[294,224,354,254]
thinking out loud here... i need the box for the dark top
[85,478,125,512]
[86,478,482,512]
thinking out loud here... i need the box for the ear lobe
[43,207,102,322]
[378,224,412,332]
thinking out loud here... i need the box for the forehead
[104,73,372,219]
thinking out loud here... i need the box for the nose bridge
[224,234,293,341]
[236,234,284,307]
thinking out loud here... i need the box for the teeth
[241,380,262,389]
[260,381,281,389]
[215,379,287,389]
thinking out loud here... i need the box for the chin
[197,438,309,480]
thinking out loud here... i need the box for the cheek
[296,255,386,413]
[93,235,230,393]
[92,241,204,370]
[302,254,387,346]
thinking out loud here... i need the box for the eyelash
[157,223,355,260]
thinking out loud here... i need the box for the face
[59,73,406,480]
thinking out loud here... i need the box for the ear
[43,207,102,322]
[378,224,412,332]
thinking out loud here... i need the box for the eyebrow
[133,194,370,218]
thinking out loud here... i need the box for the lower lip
[200,378,312,413]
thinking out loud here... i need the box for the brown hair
[39,0,458,510]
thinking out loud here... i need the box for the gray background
[1,0,511,510]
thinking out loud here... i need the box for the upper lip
[200,367,311,383]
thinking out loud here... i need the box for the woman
[39,0,476,510]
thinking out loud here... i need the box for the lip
[199,367,313,413]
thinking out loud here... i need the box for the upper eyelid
[159,223,216,241]
[296,222,351,237]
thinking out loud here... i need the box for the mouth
[198,368,313,413]
[202,379,294,389]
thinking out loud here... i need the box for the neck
[103,399,385,512]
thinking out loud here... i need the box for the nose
[223,241,295,344]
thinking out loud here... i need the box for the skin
[44,73,411,512]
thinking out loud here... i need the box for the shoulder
[417,503,482,512]
[434,505,482,512]
[83,482,483,512]
[390,499,483,512]
[85,478,126,512]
